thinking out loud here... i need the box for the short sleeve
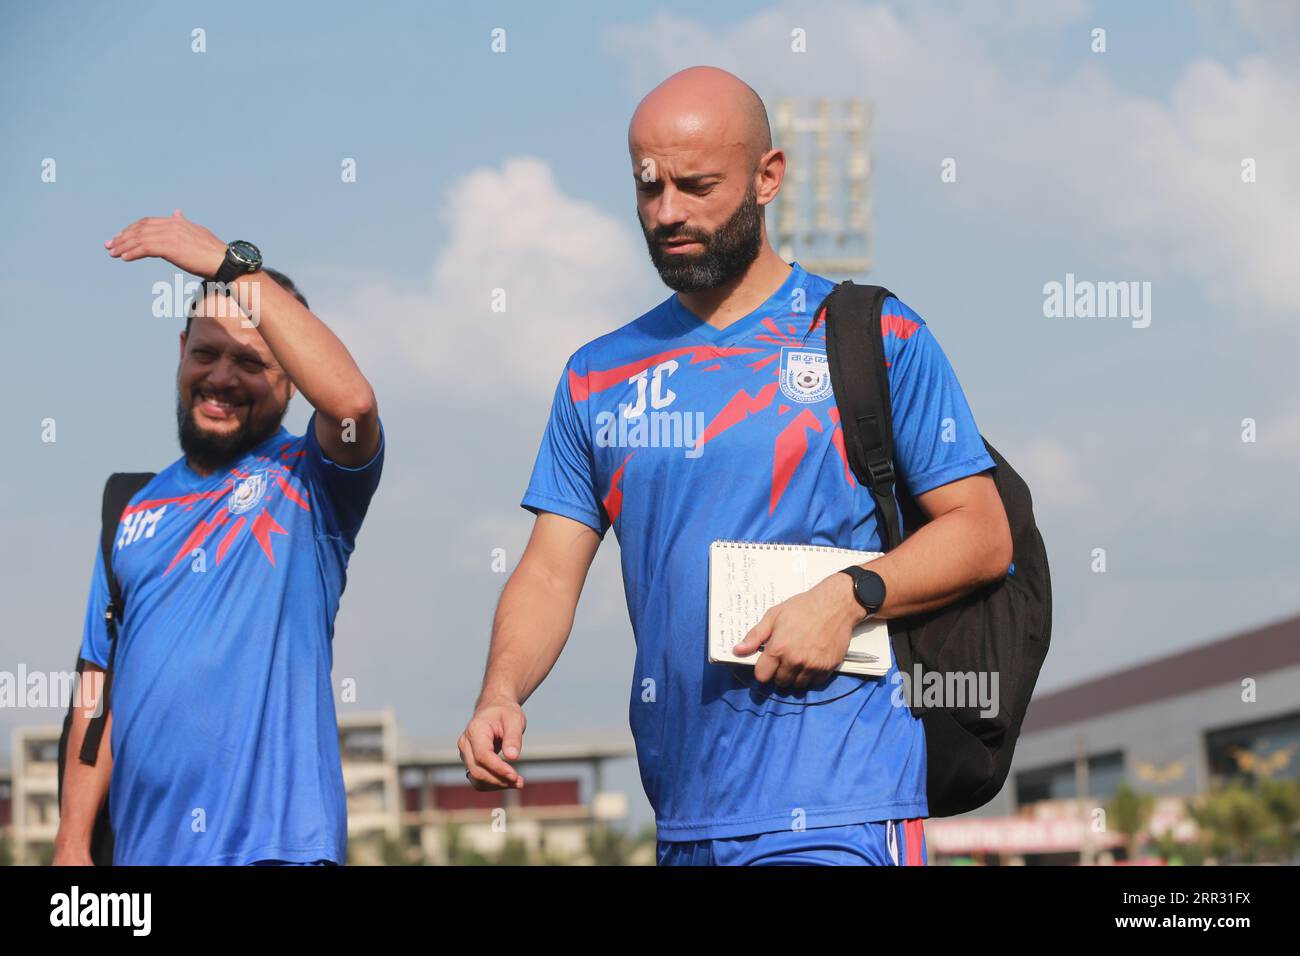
[884,298,996,497]
[520,360,608,536]
[301,411,385,541]
[78,543,112,668]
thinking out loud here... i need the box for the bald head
[629,67,783,292]
[629,66,771,172]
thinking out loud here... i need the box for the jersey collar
[667,261,808,345]
[177,425,293,487]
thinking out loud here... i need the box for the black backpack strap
[823,282,931,714]
[822,281,903,550]
[78,472,155,764]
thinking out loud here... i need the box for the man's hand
[732,572,864,691]
[52,840,94,866]
[458,695,527,791]
[457,513,600,794]
[105,210,226,279]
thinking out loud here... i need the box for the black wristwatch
[840,565,886,622]
[212,240,262,283]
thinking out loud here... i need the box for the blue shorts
[656,818,927,866]
[248,859,337,866]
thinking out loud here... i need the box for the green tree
[587,825,631,866]
[1185,783,1273,863]
[378,832,425,866]
[494,836,530,866]
[1257,777,1300,864]
[443,822,490,866]
[1147,829,1206,866]
[1108,782,1155,861]
[586,822,658,866]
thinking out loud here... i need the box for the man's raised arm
[105,210,380,466]
[227,269,379,467]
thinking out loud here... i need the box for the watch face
[855,570,886,610]
[228,241,261,269]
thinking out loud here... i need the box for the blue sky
[2,1,1297,830]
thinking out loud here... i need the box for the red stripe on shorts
[904,818,925,866]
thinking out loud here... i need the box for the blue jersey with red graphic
[78,414,384,864]
[522,262,995,841]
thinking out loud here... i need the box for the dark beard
[176,391,286,474]
[639,183,764,292]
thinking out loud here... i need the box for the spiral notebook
[708,539,892,678]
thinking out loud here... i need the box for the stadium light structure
[771,96,874,279]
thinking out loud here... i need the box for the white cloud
[1016,438,1094,511]
[330,157,658,399]
[602,2,1300,315]
[1227,0,1300,51]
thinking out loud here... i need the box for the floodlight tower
[771,97,874,279]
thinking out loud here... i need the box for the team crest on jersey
[228,470,267,515]
[778,348,833,404]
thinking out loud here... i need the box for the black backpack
[57,471,155,865]
[821,282,1052,817]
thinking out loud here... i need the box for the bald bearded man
[459,66,1011,866]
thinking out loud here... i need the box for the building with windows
[925,612,1300,864]
[396,740,639,865]
[1,713,636,865]
[16,615,1291,865]
[6,726,59,866]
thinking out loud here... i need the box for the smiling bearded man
[56,212,385,866]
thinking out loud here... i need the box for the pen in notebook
[844,651,879,663]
